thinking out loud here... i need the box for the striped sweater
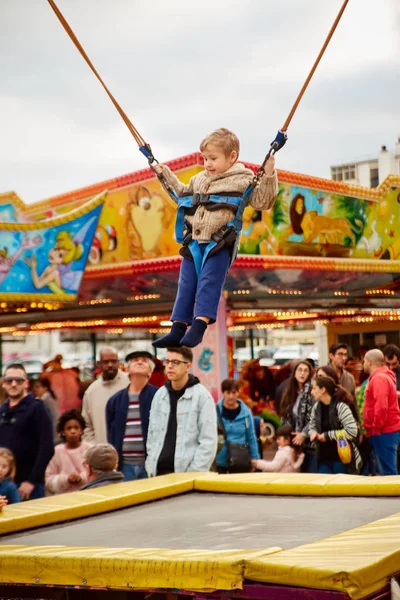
[309,401,362,472]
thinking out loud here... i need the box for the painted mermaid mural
[25,219,96,295]
[0,193,105,300]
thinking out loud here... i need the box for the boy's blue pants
[171,244,231,324]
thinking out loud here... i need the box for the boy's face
[202,143,237,176]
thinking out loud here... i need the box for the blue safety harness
[166,184,255,278]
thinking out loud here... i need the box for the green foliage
[333,195,368,245]
[272,188,287,229]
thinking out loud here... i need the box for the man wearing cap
[106,350,158,481]
[80,444,124,490]
[82,347,129,444]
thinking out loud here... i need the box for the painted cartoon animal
[301,211,363,245]
[127,186,175,259]
[281,193,363,246]
[89,224,117,265]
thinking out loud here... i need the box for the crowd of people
[1,340,400,510]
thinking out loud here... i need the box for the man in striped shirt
[106,351,158,481]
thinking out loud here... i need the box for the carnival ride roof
[2,154,400,333]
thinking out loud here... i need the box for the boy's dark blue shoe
[179,319,208,348]
[152,321,187,348]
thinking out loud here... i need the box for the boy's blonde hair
[200,128,240,157]
[0,447,16,480]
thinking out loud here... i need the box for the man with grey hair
[363,349,400,475]
[82,347,129,444]
[106,351,158,481]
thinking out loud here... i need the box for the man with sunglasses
[145,347,217,477]
[0,364,54,500]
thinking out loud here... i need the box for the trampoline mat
[1,492,399,550]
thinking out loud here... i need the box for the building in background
[330,138,400,188]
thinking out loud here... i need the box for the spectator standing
[80,444,124,490]
[280,360,316,473]
[33,377,60,444]
[328,343,356,398]
[107,351,158,481]
[363,349,400,475]
[382,344,400,401]
[82,348,129,443]
[146,347,217,477]
[45,409,92,495]
[274,360,296,416]
[0,364,54,500]
[309,376,362,474]
[216,379,259,473]
[0,448,20,504]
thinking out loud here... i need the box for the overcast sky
[1,0,399,204]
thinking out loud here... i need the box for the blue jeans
[121,463,147,481]
[317,461,348,474]
[371,431,400,475]
[171,245,231,324]
[301,452,318,473]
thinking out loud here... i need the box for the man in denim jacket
[145,347,217,477]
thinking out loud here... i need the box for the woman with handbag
[309,376,362,474]
[280,360,316,473]
[216,379,260,474]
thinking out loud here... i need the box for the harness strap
[181,184,255,277]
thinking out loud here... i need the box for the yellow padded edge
[0,546,281,591]
[245,512,400,599]
[194,472,400,496]
[0,473,198,536]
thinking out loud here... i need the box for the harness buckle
[192,193,210,206]
[211,225,235,245]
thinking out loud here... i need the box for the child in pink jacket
[252,425,304,473]
[45,409,92,495]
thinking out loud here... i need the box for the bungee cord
[254,0,350,181]
[47,0,155,162]
[47,0,350,172]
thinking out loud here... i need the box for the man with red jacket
[363,349,400,475]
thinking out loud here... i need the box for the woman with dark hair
[317,365,361,425]
[309,376,362,474]
[316,365,338,382]
[280,360,316,472]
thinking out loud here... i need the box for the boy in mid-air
[153,128,278,348]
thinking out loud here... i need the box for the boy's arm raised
[248,155,278,211]
[154,164,195,197]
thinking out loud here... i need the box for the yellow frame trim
[1,473,400,598]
